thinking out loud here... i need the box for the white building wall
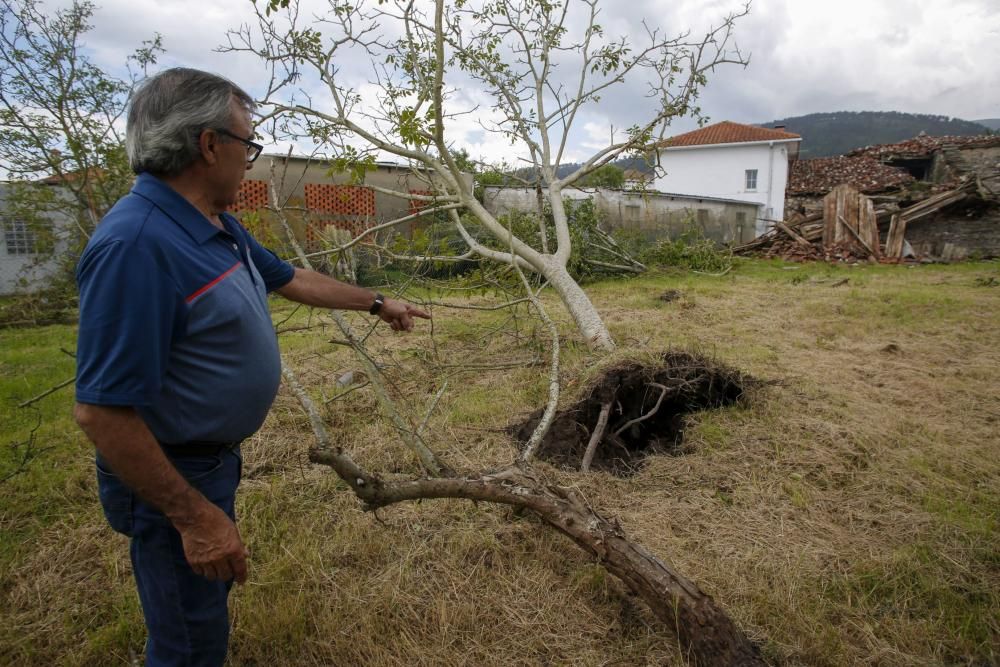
[654,141,796,236]
[0,184,72,295]
[0,232,64,295]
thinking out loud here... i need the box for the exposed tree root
[580,401,612,472]
[285,365,766,666]
[513,352,755,476]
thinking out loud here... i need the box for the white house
[0,183,72,296]
[653,121,801,236]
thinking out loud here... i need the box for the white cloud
[32,0,1000,167]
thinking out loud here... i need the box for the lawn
[1,258,998,666]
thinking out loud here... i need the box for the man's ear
[197,128,220,166]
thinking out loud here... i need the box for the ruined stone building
[786,135,1000,260]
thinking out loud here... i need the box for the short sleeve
[75,241,187,406]
[243,229,295,292]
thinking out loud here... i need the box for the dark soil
[510,352,755,476]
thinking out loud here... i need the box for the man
[73,68,430,666]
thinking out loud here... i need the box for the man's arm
[276,267,431,331]
[74,403,248,584]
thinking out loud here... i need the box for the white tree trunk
[539,257,615,352]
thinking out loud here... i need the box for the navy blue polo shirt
[75,173,295,444]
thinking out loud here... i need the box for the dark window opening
[885,157,933,181]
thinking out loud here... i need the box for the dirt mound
[510,352,755,476]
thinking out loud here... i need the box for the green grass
[1,259,998,666]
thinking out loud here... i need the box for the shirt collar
[131,172,228,245]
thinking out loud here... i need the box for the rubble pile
[758,239,875,263]
[738,181,980,263]
[749,132,1000,263]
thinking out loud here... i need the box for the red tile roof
[37,167,107,185]
[658,121,801,148]
[788,156,914,195]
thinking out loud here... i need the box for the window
[745,169,758,191]
[3,219,39,255]
[697,209,709,225]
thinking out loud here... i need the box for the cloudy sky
[44,0,1000,164]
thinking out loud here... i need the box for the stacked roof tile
[788,156,914,195]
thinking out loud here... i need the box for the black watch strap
[369,293,385,315]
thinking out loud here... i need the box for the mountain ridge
[756,111,992,158]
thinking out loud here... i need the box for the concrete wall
[482,187,760,245]
[246,155,473,224]
[654,141,797,235]
[0,184,73,296]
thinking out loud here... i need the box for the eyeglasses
[214,128,264,164]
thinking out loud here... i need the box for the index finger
[406,306,431,319]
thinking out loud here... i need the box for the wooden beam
[885,213,906,259]
[838,215,877,259]
[776,221,813,247]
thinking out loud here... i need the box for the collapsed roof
[847,134,1000,159]
[788,156,915,195]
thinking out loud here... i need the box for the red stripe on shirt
[186,262,242,303]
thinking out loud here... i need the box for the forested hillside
[759,111,992,157]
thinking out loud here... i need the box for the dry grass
[1,259,998,665]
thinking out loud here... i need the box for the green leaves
[325,146,377,184]
[576,165,624,189]
[260,0,292,16]
[297,28,324,60]
[396,106,432,148]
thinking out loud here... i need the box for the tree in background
[575,164,624,189]
[231,0,749,351]
[0,0,161,285]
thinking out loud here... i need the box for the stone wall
[906,203,1000,260]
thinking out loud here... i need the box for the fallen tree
[263,153,766,663]
[284,366,766,666]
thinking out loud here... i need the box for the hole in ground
[510,352,756,477]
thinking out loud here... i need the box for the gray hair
[126,68,255,176]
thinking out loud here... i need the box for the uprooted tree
[230,0,749,351]
[229,1,764,663]
[265,166,765,662]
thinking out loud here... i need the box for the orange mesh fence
[408,190,436,216]
[228,179,270,213]
[304,183,376,216]
[303,184,376,252]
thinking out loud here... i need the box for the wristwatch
[369,292,385,316]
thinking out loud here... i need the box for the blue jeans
[96,448,242,667]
